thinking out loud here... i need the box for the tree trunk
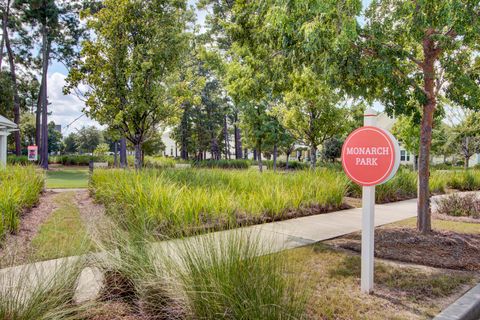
[35,84,42,147]
[134,142,143,170]
[234,112,243,159]
[120,137,127,168]
[114,141,118,167]
[465,156,469,169]
[4,26,21,155]
[223,115,230,159]
[286,152,290,169]
[414,155,419,171]
[417,41,437,234]
[39,25,49,170]
[273,144,277,172]
[253,149,257,161]
[257,143,263,172]
[310,143,317,169]
[0,2,9,72]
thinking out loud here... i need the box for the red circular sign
[342,126,398,186]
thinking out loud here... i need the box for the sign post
[341,108,400,293]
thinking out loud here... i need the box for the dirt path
[75,190,111,243]
[0,191,59,267]
[0,189,108,268]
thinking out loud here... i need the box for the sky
[48,0,372,135]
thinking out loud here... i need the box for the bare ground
[0,191,59,267]
[329,227,480,271]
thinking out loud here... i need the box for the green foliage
[446,170,480,191]
[192,159,251,169]
[171,232,308,319]
[265,160,309,171]
[144,156,176,169]
[7,155,29,165]
[0,166,44,237]
[93,143,110,156]
[75,126,103,154]
[47,122,63,154]
[90,168,347,236]
[66,0,191,168]
[322,137,344,163]
[0,259,86,320]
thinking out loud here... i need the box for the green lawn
[30,192,94,261]
[393,217,480,234]
[46,169,89,189]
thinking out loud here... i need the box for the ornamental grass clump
[97,223,308,320]
[435,193,480,218]
[0,166,44,237]
[446,170,480,191]
[90,168,347,236]
[0,258,86,320]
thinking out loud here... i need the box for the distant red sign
[28,145,38,161]
[341,126,400,187]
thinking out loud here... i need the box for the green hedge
[192,159,251,169]
[0,166,44,237]
[7,155,30,165]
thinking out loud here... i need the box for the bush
[7,155,30,165]
[90,168,347,235]
[446,170,480,191]
[192,159,251,169]
[144,156,176,169]
[0,166,44,237]
[435,193,480,218]
[265,160,309,170]
[348,169,417,203]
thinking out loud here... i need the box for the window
[400,150,411,162]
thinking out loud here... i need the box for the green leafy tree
[265,0,480,233]
[93,142,109,156]
[47,121,63,154]
[63,132,78,154]
[14,0,85,168]
[322,137,343,163]
[454,112,480,169]
[66,0,191,169]
[278,68,347,168]
[75,126,102,154]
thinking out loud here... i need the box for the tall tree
[15,0,85,168]
[263,0,480,233]
[66,0,190,169]
[278,68,347,168]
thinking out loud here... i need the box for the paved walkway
[0,193,462,303]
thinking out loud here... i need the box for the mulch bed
[329,227,480,271]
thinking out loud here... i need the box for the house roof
[0,115,18,130]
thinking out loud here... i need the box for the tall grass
[144,156,176,169]
[0,259,86,320]
[90,168,347,235]
[97,223,308,319]
[0,166,44,237]
[192,159,251,169]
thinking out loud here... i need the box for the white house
[0,115,18,168]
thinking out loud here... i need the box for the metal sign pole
[361,108,377,294]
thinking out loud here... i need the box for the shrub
[90,168,347,235]
[435,193,480,218]
[348,169,417,203]
[7,155,30,165]
[144,156,176,169]
[0,166,44,237]
[192,159,251,169]
[265,160,309,170]
[446,170,480,191]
